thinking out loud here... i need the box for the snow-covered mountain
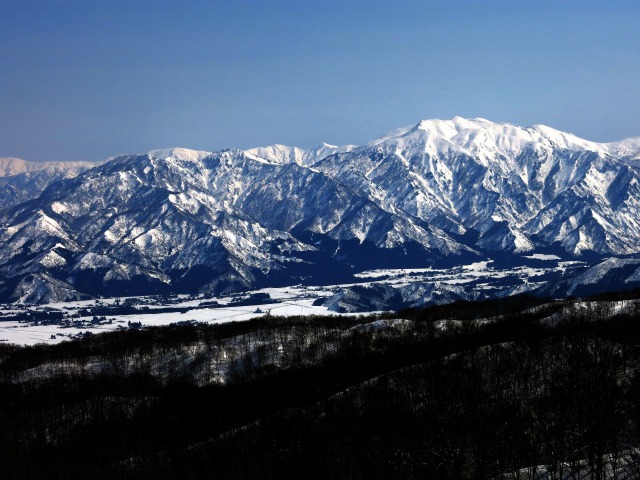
[313,117,640,255]
[1,118,639,303]
[0,157,96,177]
[0,157,97,209]
[0,147,469,302]
[245,143,356,166]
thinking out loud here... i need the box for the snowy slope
[245,143,356,166]
[0,149,471,302]
[314,117,640,254]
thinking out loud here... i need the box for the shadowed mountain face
[0,118,639,303]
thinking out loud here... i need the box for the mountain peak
[245,143,356,167]
[368,116,614,158]
[415,116,496,132]
[0,157,29,176]
[0,157,97,177]
[147,148,212,162]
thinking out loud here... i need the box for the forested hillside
[1,294,640,479]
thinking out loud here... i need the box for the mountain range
[1,117,640,303]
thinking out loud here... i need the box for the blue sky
[1,0,639,161]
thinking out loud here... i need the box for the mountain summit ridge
[369,117,637,158]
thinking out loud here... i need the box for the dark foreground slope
[2,295,640,479]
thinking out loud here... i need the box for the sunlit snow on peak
[147,148,212,162]
[363,116,640,162]
[244,143,356,167]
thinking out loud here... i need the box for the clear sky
[1,0,639,162]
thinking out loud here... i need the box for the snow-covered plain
[0,285,343,346]
[0,256,587,345]
[523,253,562,261]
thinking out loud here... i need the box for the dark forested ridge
[2,295,640,479]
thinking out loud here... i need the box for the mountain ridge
[0,157,97,177]
[1,117,639,303]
